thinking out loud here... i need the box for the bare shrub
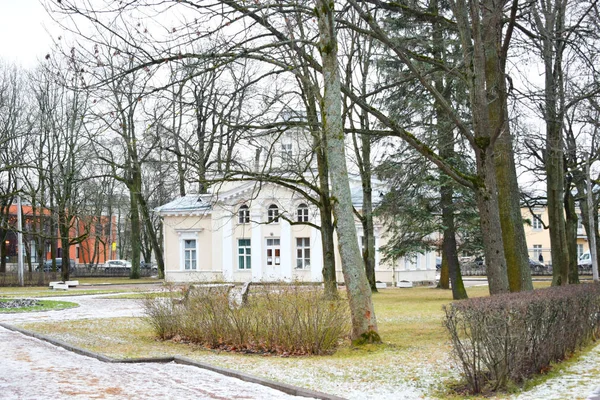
[142,287,186,340]
[444,283,600,394]
[144,283,350,355]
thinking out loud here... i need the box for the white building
[156,178,437,285]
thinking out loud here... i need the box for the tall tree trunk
[305,78,338,299]
[565,183,579,284]
[358,130,377,292]
[315,0,379,342]
[441,183,467,299]
[431,0,466,297]
[361,186,377,292]
[134,191,165,279]
[532,0,569,286]
[547,129,569,286]
[453,0,510,294]
[489,41,533,292]
[129,174,141,279]
[495,133,533,291]
[478,0,532,292]
[320,206,338,298]
[438,256,450,289]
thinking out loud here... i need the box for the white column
[310,227,323,281]
[250,212,263,281]
[281,218,292,281]
[221,216,233,281]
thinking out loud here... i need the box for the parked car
[140,261,158,273]
[528,258,545,273]
[578,251,592,271]
[104,260,132,272]
[36,259,76,274]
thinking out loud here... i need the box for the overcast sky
[0,0,58,68]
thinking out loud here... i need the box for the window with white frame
[281,143,293,161]
[183,239,197,270]
[532,213,543,230]
[238,239,251,269]
[267,204,279,223]
[238,205,250,224]
[297,203,309,222]
[266,238,281,266]
[404,254,417,270]
[296,237,310,269]
[577,214,583,229]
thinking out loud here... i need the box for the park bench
[49,280,79,290]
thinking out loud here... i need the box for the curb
[0,322,345,400]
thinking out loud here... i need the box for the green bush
[143,284,350,355]
[443,283,600,394]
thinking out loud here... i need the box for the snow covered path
[0,293,145,324]
[0,326,315,400]
[1,291,599,399]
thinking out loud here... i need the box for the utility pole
[16,178,24,286]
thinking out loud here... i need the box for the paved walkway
[0,326,313,400]
[0,293,145,324]
[1,290,599,399]
[0,293,322,399]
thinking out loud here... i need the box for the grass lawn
[14,282,564,399]
[0,277,162,298]
[0,298,79,313]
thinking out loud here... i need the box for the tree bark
[488,13,533,291]
[431,0,466,298]
[453,0,510,294]
[304,76,339,299]
[315,0,379,342]
[441,182,467,299]
[565,184,579,284]
[134,190,165,279]
[531,0,570,286]
[128,172,142,279]
[438,256,450,289]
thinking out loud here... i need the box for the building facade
[522,205,589,265]
[2,204,117,267]
[157,180,437,285]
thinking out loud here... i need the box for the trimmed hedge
[443,283,600,393]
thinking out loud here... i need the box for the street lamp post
[16,178,24,286]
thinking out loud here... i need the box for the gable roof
[156,176,387,216]
[155,193,213,216]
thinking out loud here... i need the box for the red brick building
[1,204,117,266]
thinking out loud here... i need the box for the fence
[0,265,157,286]
[460,262,594,277]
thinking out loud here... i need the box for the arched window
[238,205,250,224]
[297,203,309,222]
[267,204,279,223]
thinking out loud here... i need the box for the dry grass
[15,282,559,399]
